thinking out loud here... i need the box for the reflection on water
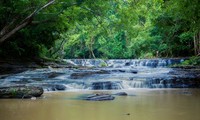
[0,89,200,120]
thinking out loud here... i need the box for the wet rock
[31,78,43,81]
[130,70,138,74]
[11,78,31,84]
[54,84,66,90]
[178,90,192,95]
[83,94,115,101]
[91,81,123,90]
[70,70,110,79]
[41,84,67,91]
[129,77,134,80]
[0,86,43,98]
[110,69,138,74]
[125,62,131,66]
[119,70,126,72]
[0,74,9,79]
[125,113,130,115]
[46,72,65,78]
[114,92,128,96]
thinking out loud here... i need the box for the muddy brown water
[0,89,200,120]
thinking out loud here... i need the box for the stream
[0,58,199,90]
[0,58,200,120]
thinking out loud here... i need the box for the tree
[162,0,200,56]
[0,0,57,44]
[0,0,108,58]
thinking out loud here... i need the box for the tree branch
[0,21,30,43]
[0,0,56,44]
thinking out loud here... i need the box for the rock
[130,70,138,74]
[0,74,9,79]
[54,84,66,90]
[118,70,126,72]
[41,84,67,91]
[31,97,37,100]
[91,81,123,90]
[125,62,131,66]
[114,92,128,96]
[125,113,130,115]
[110,69,138,74]
[83,94,115,101]
[129,77,134,80]
[11,78,31,84]
[0,86,43,98]
[46,72,65,78]
[70,70,110,79]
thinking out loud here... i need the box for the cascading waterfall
[2,58,198,91]
[62,58,189,89]
[67,58,185,68]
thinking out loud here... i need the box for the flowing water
[0,89,200,120]
[0,58,200,120]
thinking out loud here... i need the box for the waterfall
[66,58,185,68]
[2,58,198,91]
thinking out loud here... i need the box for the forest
[0,0,199,59]
[1,1,200,119]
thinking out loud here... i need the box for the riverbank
[0,58,76,76]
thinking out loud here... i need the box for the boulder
[46,72,65,78]
[54,84,66,90]
[39,84,67,91]
[83,94,115,101]
[110,69,138,74]
[125,62,131,66]
[114,92,128,96]
[11,78,31,84]
[0,86,43,98]
[91,81,123,90]
[70,70,110,79]
[130,70,138,74]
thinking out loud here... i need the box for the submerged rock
[91,81,123,90]
[114,92,128,96]
[70,70,110,79]
[110,69,138,74]
[0,86,43,98]
[38,84,67,91]
[83,94,115,101]
[46,72,65,78]
[130,70,138,74]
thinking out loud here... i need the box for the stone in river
[114,92,128,96]
[0,86,43,99]
[91,81,123,90]
[70,70,110,79]
[46,72,65,78]
[83,94,115,101]
[41,84,67,91]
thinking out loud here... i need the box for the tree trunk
[90,37,96,59]
[194,32,200,56]
[194,35,197,55]
[198,32,200,55]
[0,21,31,43]
[49,39,66,58]
[0,0,55,44]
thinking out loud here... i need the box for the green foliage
[139,52,154,59]
[0,0,109,58]
[0,0,199,59]
[182,56,200,66]
[99,62,107,67]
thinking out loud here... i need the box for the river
[0,59,200,120]
[0,89,200,120]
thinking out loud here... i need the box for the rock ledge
[0,86,43,98]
